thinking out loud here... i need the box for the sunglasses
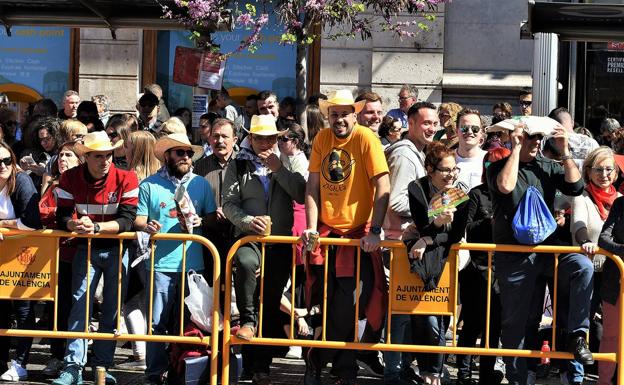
[170,149,195,158]
[107,131,119,139]
[0,157,12,166]
[527,133,543,141]
[520,101,532,107]
[279,136,293,142]
[460,125,481,135]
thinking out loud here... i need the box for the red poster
[608,41,624,51]
[173,46,203,86]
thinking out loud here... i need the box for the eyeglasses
[107,131,119,139]
[591,167,615,175]
[279,136,293,143]
[0,157,12,166]
[520,101,532,107]
[389,126,402,133]
[527,133,543,141]
[170,149,195,158]
[398,96,413,101]
[460,125,482,135]
[435,166,460,176]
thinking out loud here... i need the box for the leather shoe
[236,324,256,341]
[569,335,594,365]
[304,349,321,385]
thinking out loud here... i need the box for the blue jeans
[495,252,593,385]
[412,315,445,377]
[145,270,194,381]
[383,314,414,382]
[64,245,128,369]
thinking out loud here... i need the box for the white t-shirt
[455,149,487,191]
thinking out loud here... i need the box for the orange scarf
[586,182,617,221]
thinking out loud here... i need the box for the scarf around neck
[586,182,617,221]
[158,165,194,188]
[237,147,271,203]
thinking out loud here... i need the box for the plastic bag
[512,186,557,245]
[184,270,222,333]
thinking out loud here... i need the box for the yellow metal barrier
[221,236,624,385]
[0,229,221,385]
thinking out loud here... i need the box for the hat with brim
[75,131,124,156]
[318,89,366,118]
[154,133,204,163]
[248,115,287,136]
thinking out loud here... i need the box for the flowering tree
[161,0,448,120]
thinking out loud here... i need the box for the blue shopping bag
[512,186,557,245]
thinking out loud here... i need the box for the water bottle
[541,340,550,365]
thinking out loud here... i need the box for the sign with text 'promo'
[0,235,57,300]
[390,247,455,315]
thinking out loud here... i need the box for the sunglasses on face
[170,149,195,158]
[435,166,460,176]
[0,157,12,166]
[460,125,481,135]
[279,136,293,143]
[107,131,119,139]
[520,101,532,107]
[527,133,543,141]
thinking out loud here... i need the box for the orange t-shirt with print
[309,124,389,231]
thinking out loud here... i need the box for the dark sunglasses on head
[0,157,12,166]
[170,149,195,158]
[460,125,481,135]
[520,101,532,107]
[527,133,543,141]
[107,131,119,139]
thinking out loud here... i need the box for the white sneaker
[285,346,302,359]
[42,358,64,377]
[0,360,28,382]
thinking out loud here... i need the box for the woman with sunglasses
[405,141,468,385]
[378,116,403,149]
[38,141,83,378]
[0,142,42,382]
[105,114,140,169]
[571,147,620,385]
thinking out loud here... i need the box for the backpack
[512,186,557,245]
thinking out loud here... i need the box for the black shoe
[456,378,476,385]
[304,349,321,385]
[570,335,594,365]
[356,352,384,377]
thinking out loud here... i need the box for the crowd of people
[0,83,621,385]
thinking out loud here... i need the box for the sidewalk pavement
[17,342,595,384]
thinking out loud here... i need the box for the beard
[167,157,191,179]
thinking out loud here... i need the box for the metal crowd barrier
[0,228,221,385]
[221,236,624,385]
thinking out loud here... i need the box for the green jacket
[222,155,306,237]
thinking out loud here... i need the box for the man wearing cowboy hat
[222,114,306,385]
[301,89,390,385]
[53,131,139,385]
[133,133,217,385]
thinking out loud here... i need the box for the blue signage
[0,26,70,104]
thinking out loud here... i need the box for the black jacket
[598,196,624,305]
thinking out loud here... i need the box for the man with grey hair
[58,90,80,120]
[387,84,418,129]
[91,94,111,127]
[144,83,171,122]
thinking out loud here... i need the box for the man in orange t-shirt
[302,89,390,385]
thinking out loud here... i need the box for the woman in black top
[406,142,468,385]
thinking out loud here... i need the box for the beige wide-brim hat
[75,131,123,156]
[249,114,287,136]
[318,89,366,118]
[154,133,204,162]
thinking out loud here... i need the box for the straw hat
[75,131,123,156]
[318,89,366,117]
[154,133,204,162]
[248,115,287,136]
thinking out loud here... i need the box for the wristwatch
[371,225,382,235]
[93,222,101,233]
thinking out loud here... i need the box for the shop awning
[0,0,184,35]
[525,1,624,41]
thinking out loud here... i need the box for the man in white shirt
[455,108,487,191]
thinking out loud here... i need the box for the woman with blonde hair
[124,131,160,182]
[435,102,463,148]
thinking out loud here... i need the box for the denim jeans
[64,245,128,369]
[145,270,195,380]
[495,252,593,385]
[383,314,414,382]
[0,299,35,366]
[411,315,445,377]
